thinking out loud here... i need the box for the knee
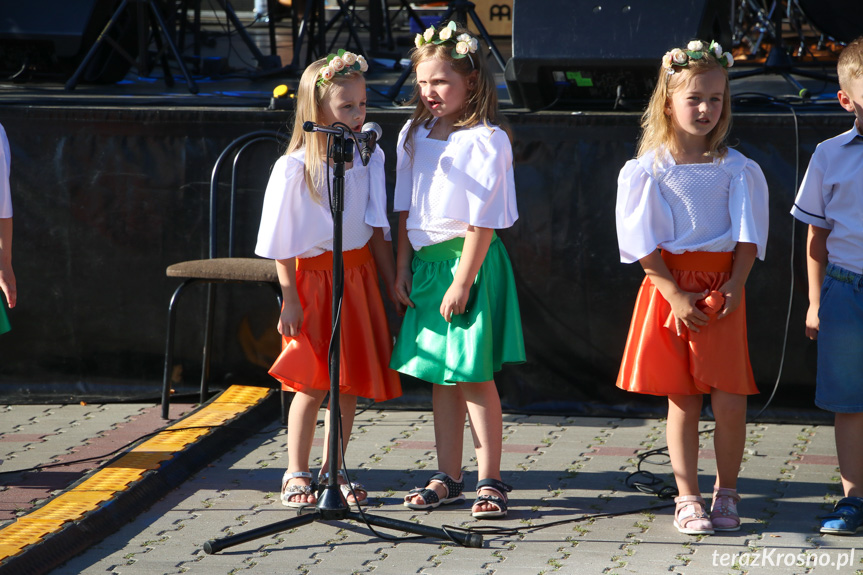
[711,393,747,421]
[669,394,703,413]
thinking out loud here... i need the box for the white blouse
[615,148,769,264]
[394,119,519,249]
[405,136,468,247]
[255,147,390,260]
[0,124,11,219]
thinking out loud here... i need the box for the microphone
[302,121,382,166]
[358,122,382,166]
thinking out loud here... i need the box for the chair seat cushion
[166,257,278,282]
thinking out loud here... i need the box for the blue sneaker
[821,497,863,535]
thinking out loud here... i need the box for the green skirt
[390,233,526,385]
[0,303,9,335]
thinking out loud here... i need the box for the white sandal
[281,471,315,508]
[673,495,714,535]
[319,470,368,508]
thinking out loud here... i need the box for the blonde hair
[637,44,732,159]
[287,57,365,203]
[404,22,510,159]
[838,37,863,96]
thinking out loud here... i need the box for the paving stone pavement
[0,403,193,523]
[3,405,862,574]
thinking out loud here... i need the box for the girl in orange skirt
[255,52,401,509]
[615,40,769,535]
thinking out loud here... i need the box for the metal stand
[729,0,836,98]
[384,0,507,102]
[202,126,482,554]
[66,0,198,94]
[210,0,282,70]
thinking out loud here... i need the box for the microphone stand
[203,127,482,554]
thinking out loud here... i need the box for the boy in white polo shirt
[791,36,863,535]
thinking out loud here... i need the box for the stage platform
[0,7,853,418]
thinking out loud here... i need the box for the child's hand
[668,290,709,334]
[388,284,406,316]
[805,303,819,340]
[440,282,471,323]
[0,263,16,309]
[394,270,415,310]
[278,296,303,337]
[715,279,744,320]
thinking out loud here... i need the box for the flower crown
[316,49,369,87]
[662,40,734,74]
[414,20,479,60]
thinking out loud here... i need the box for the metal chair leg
[162,279,198,419]
[200,283,217,405]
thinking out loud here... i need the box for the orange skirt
[268,244,402,402]
[616,251,758,396]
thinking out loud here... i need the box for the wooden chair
[161,130,289,419]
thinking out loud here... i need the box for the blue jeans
[816,263,863,413]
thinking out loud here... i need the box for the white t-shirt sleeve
[255,154,332,259]
[615,156,674,263]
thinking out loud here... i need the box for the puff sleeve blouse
[255,147,390,260]
[615,148,769,264]
[393,120,519,244]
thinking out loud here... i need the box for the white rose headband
[662,40,734,75]
[414,20,479,68]
[317,49,369,87]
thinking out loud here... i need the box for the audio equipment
[504,0,731,110]
[0,0,135,82]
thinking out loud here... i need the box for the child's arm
[369,227,404,315]
[0,217,15,308]
[441,225,494,323]
[276,258,303,336]
[639,250,709,334]
[716,242,757,319]
[805,225,829,340]
[394,212,415,310]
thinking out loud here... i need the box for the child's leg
[284,388,328,504]
[710,389,747,489]
[404,384,466,506]
[321,392,358,470]
[819,412,863,534]
[667,394,704,496]
[320,393,365,504]
[835,412,863,498]
[461,380,505,514]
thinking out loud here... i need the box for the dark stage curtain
[0,107,845,415]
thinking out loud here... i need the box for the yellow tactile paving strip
[0,385,270,562]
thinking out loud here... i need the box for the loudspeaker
[504,0,731,110]
[0,0,137,82]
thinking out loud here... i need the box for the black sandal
[403,471,465,510]
[472,478,512,519]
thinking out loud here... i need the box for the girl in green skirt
[0,123,16,336]
[390,21,525,519]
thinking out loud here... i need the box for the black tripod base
[203,507,483,554]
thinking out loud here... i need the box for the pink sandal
[710,487,741,531]
[674,495,714,535]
